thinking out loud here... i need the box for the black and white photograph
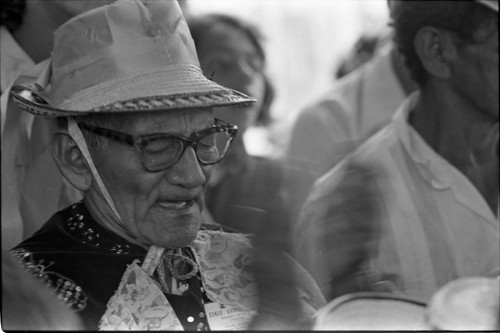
[1,0,498,330]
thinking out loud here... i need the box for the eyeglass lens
[141,131,232,171]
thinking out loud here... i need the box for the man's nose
[165,146,207,188]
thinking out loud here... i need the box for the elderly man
[296,0,499,303]
[8,0,324,330]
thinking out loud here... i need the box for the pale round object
[313,293,430,330]
[426,277,500,330]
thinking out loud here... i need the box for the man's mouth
[157,199,196,210]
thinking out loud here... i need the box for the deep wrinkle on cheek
[101,154,153,212]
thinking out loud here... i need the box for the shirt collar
[393,93,497,221]
[393,92,455,190]
[65,201,145,255]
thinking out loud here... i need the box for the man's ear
[50,131,92,192]
[414,27,456,81]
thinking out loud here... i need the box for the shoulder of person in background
[249,224,326,330]
[283,40,408,223]
[293,156,386,301]
[335,33,381,80]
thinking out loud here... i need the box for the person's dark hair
[258,76,275,126]
[189,13,274,126]
[0,0,26,32]
[390,0,498,86]
[189,13,266,64]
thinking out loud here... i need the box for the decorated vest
[99,230,257,330]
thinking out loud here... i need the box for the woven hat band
[58,64,225,111]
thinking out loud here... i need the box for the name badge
[204,302,255,330]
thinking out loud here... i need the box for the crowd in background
[1,0,498,330]
[188,0,391,156]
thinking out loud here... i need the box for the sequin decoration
[65,203,133,254]
[10,249,88,311]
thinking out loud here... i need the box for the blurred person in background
[8,0,324,329]
[284,2,417,230]
[189,14,291,241]
[335,34,381,80]
[1,0,122,252]
[188,15,326,330]
[296,0,499,303]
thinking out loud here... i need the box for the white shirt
[284,45,407,221]
[296,93,499,301]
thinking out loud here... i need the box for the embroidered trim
[66,202,133,254]
[10,248,88,311]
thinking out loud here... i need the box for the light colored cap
[314,278,500,330]
[427,277,500,330]
[10,0,255,117]
[313,292,430,330]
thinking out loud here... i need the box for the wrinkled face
[197,22,266,135]
[451,21,499,121]
[90,109,214,248]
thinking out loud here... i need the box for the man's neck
[391,47,418,96]
[410,84,499,215]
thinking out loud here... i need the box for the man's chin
[143,210,203,248]
[162,231,199,249]
[154,223,201,249]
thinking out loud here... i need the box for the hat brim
[11,86,255,118]
[10,64,256,118]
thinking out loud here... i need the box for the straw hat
[10,0,255,117]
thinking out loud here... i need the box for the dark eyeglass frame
[78,118,238,172]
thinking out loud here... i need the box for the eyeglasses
[78,118,238,172]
